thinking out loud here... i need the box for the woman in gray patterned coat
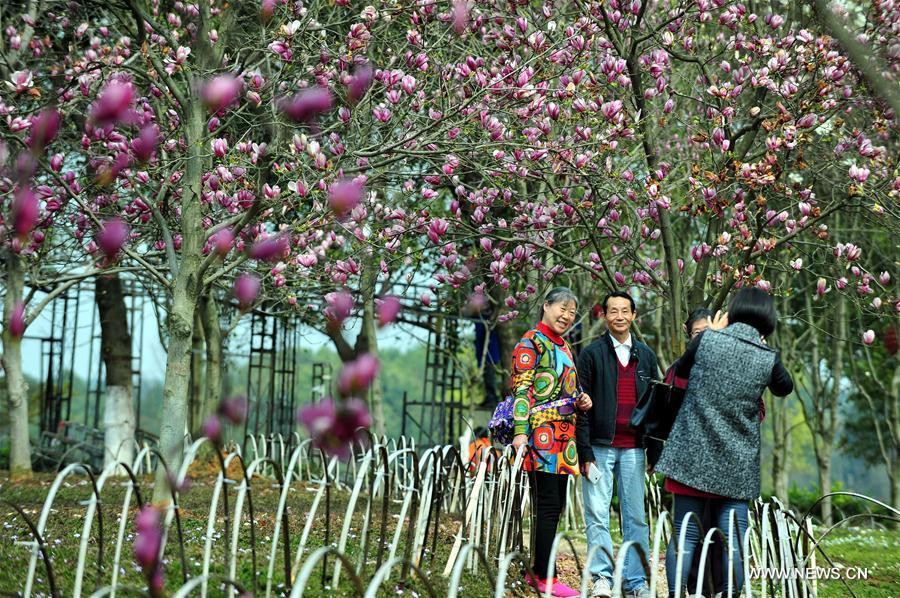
[655,288,794,597]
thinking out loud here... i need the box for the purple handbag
[488,395,516,444]
[488,395,576,445]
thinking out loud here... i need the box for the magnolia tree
[369,0,900,364]
[3,0,898,495]
[0,0,496,495]
[0,4,150,477]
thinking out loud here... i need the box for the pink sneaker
[548,578,580,597]
[524,573,580,597]
[524,572,550,593]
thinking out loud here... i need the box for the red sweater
[611,360,638,448]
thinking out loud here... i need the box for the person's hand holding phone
[580,460,601,483]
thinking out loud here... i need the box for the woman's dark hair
[728,287,777,337]
[685,308,713,337]
[602,291,636,312]
[542,286,578,318]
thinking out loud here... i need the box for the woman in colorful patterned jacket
[511,287,593,597]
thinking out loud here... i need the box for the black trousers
[530,471,569,579]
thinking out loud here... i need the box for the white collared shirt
[611,334,632,367]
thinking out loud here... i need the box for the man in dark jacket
[576,292,658,598]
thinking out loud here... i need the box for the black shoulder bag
[630,379,685,468]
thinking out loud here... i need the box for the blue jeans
[582,446,649,590]
[666,494,749,597]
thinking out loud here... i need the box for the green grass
[0,471,500,597]
[1,473,896,597]
[813,527,900,597]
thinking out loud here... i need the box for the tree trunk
[152,94,206,503]
[1,251,31,479]
[153,287,198,501]
[771,293,794,505]
[199,295,222,427]
[817,452,833,525]
[491,283,518,394]
[360,258,386,437]
[626,51,683,358]
[771,393,791,506]
[95,274,135,473]
[892,365,900,514]
[189,310,204,435]
[891,456,900,515]
[817,297,846,526]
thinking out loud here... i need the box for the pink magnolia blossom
[260,0,275,20]
[269,40,293,61]
[213,228,234,256]
[547,102,560,120]
[633,271,652,285]
[8,302,26,339]
[328,179,364,219]
[844,243,862,261]
[337,353,380,396]
[27,109,60,153]
[202,415,223,443]
[451,0,469,35]
[347,62,373,102]
[12,186,39,238]
[212,138,228,157]
[790,258,803,271]
[96,218,130,257]
[234,274,261,308]
[862,329,875,345]
[249,235,289,262]
[131,126,159,163]
[601,100,623,121]
[756,279,772,292]
[879,271,891,285]
[377,296,401,327]
[796,113,817,128]
[202,75,242,113]
[427,218,449,243]
[400,74,417,94]
[372,106,392,122]
[421,293,432,307]
[848,165,870,183]
[92,81,134,124]
[133,506,162,568]
[816,278,829,297]
[280,87,333,121]
[133,506,164,594]
[297,397,371,459]
[218,395,248,424]
[614,272,626,286]
[7,69,33,93]
[325,291,354,325]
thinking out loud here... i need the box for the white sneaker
[630,585,653,598]
[591,577,613,597]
